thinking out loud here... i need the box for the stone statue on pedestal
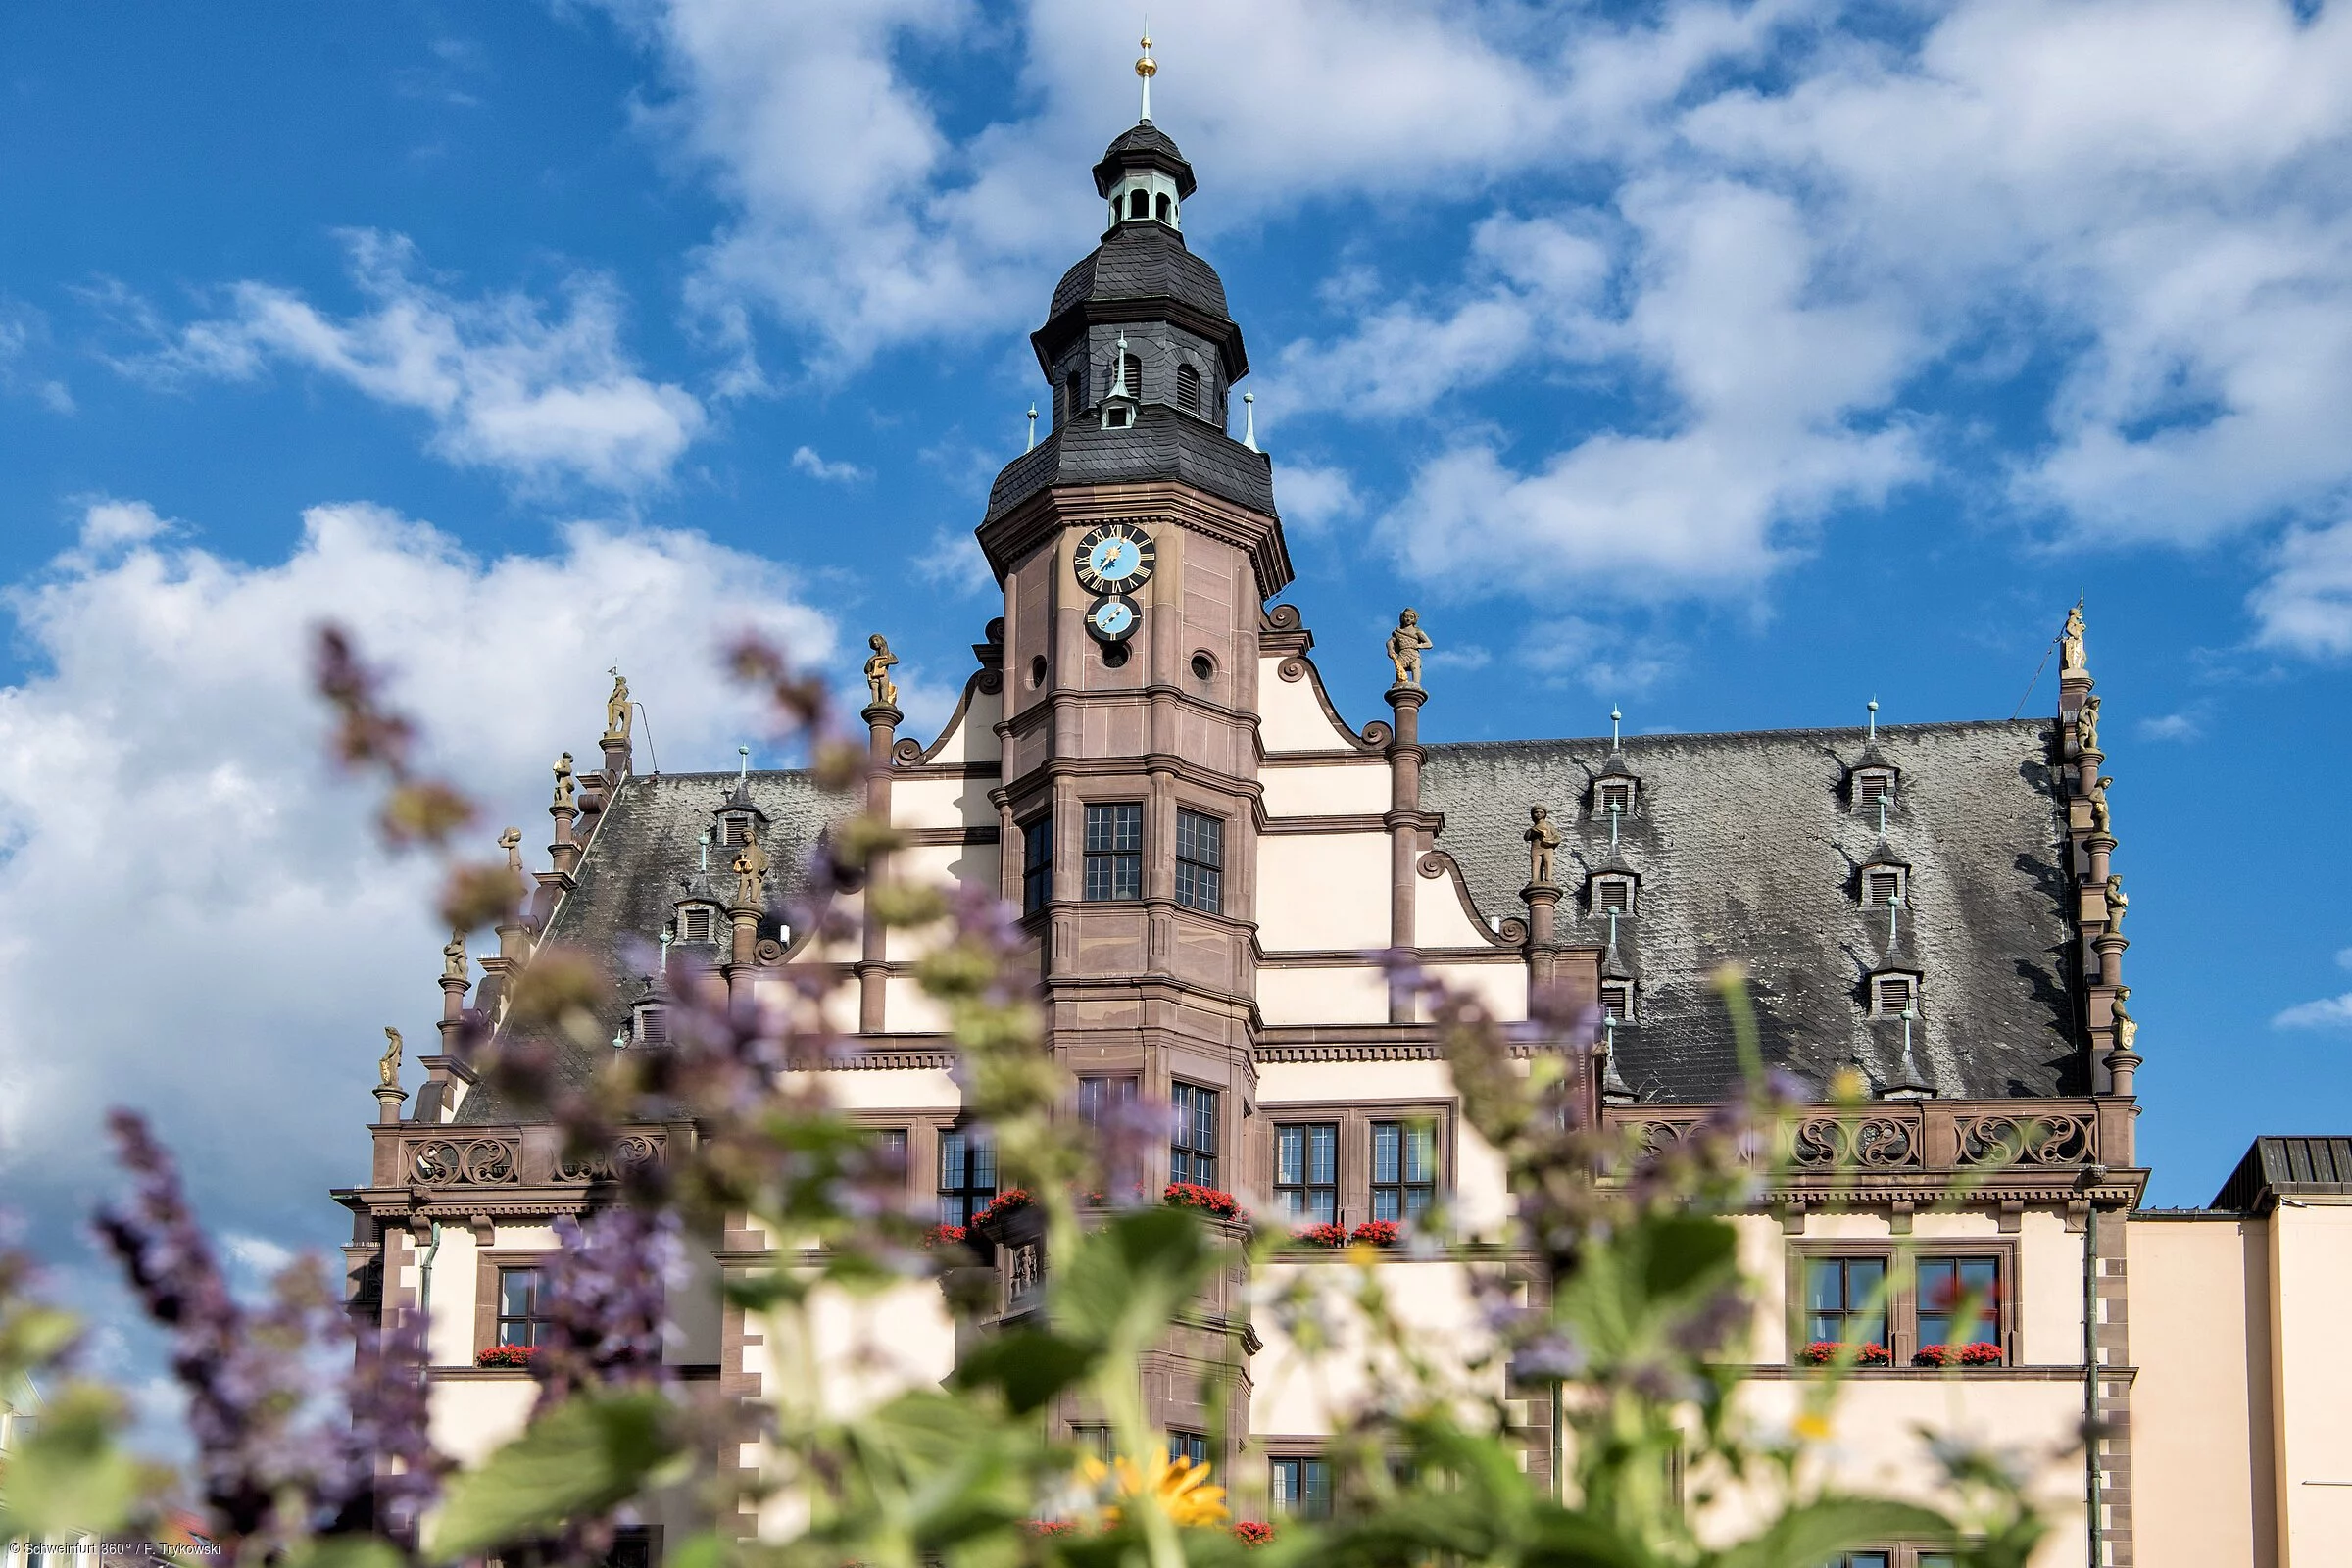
[1526,805,1560,887]
[1387,609,1432,689]
[378,1026,403,1089]
[864,634,901,709]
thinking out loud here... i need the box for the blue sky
[3,1,2350,1377]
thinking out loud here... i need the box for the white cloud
[0,500,829,1274]
[2137,711,2203,742]
[120,231,705,492]
[1271,463,1363,531]
[910,524,994,597]
[2275,993,2352,1030]
[77,499,170,552]
[2249,518,2352,657]
[0,297,74,414]
[790,445,870,484]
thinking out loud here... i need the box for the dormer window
[1593,874,1637,915]
[719,813,753,848]
[632,1002,669,1045]
[1871,973,1917,1018]
[1176,363,1201,415]
[1862,867,1906,908]
[1601,980,1636,1023]
[1854,769,1896,810]
[1596,779,1633,815]
[675,904,718,944]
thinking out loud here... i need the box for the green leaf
[1642,1214,1738,1301]
[1707,1497,1952,1568]
[427,1390,680,1557]
[1054,1205,1215,1352]
[0,1383,147,1539]
[722,1272,808,1312]
[279,1537,406,1568]
[951,1327,1101,1413]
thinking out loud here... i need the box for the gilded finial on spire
[1136,29,1155,122]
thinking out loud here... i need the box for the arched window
[1129,189,1149,220]
[1176,363,1201,414]
[1117,354,1141,399]
[1109,198,1121,226]
[1155,193,1171,221]
[1064,369,1082,423]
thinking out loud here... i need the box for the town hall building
[331,94,2352,1568]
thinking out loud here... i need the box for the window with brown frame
[1788,1242,2014,1366]
[1369,1119,1438,1222]
[1871,973,1917,1017]
[1863,868,1905,907]
[495,1265,549,1348]
[1273,1122,1338,1223]
[1269,1455,1332,1520]
[1260,1102,1453,1233]
[1596,779,1633,814]
[1593,875,1635,914]
[1600,980,1636,1023]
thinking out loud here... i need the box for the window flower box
[1799,1340,1891,1366]
[475,1344,538,1370]
[1912,1341,2002,1368]
[923,1223,969,1250]
[1288,1223,1348,1249]
[1349,1220,1402,1248]
[1233,1521,1275,1547]
[1162,1183,1245,1221]
[971,1189,1041,1247]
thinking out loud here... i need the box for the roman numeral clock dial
[1075,523,1153,643]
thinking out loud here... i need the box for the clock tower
[975,112,1289,1453]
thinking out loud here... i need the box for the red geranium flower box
[1233,1521,1275,1547]
[923,1223,969,1250]
[476,1344,538,1369]
[970,1189,1033,1230]
[1162,1182,1245,1221]
[1913,1341,2003,1368]
[1349,1220,1402,1247]
[1799,1340,1891,1366]
[1289,1223,1348,1248]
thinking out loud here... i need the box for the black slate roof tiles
[1419,719,2082,1102]
[984,404,1277,521]
[1049,222,1230,320]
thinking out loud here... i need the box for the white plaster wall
[743,1276,957,1423]
[1415,872,1499,949]
[908,682,1001,768]
[882,844,998,961]
[1697,1379,2088,1566]
[1256,832,1390,951]
[1416,961,1526,1023]
[420,1225,481,1369]
[884,974,950,1035]
[1256,1059,1456,1102]
[1260,761,1389,818]
[788,1064,963,1109]
[426,1377,537,1468]
[891,774,998,833]
[1255,964,1388,1026]
[1249,1259,1499,1437]
[1256,660,1366,754]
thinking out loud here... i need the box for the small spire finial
[737,744,750,782]
[1135,29,1155,122]
[1867,697,1879,741]
[1242,388,1256,452]
[1026,403,1038,451]
[1610,707,1623,748]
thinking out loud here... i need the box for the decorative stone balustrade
[1607,1100,2102,1172]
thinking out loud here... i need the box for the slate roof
[1049,221,1231,322]
[454,770,856,1124]
[2212,1137,2352,1210]
[1094,122,1197,196]
[1419,719,2084,1103]
[985,403,1277,522]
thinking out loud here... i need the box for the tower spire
[1136,30,1155,122]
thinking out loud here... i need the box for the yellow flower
[1079,1447,1233,1528]
[1794,1410,1833,1442]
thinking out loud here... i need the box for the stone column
[1522,882,1559,992]
[858,702,902,1034]
[374,1084,408,1126]
[727,902,761,1015]
[1385,684,1427,1024]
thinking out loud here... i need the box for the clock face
[1087,594,1141,643]
[1074,522,1156,594]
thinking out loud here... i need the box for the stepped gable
[453,769,856,1124]
[1421,718,2079,1102]
[986,403,1276,521]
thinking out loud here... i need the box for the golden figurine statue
[552,752,575,808]
[1387,608,1433,689]
[2105,873,2127,934]
[2077,693,2101,754]
[2088,775,2113,835]
[1525,805,1561,887]
[2060,604,2086,672]
[863,634,901,710]
[732,829,770,909]
[603,669,632,742]
[2112,987,2138,1055]
[442,930,467,981]
[378,1026,403,1089]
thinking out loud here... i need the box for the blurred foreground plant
[0,627,2057,1568]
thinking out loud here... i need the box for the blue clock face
[1073,523,1156,594]
[1088,594,1140,642]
